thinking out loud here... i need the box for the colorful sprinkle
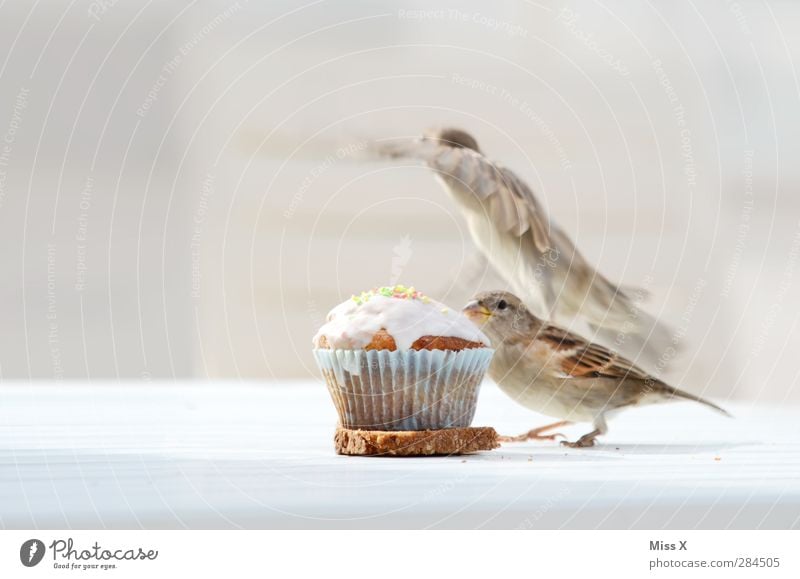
[349,284,429,306]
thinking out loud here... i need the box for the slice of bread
[334,426,499,456]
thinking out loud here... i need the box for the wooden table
[1,382,798,529]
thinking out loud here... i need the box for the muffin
[312,285,494,431]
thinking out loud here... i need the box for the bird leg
[499,420,572,443]
[561,428,602,448]
[561,415,608,448]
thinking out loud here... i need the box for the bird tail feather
[659,384,732,418]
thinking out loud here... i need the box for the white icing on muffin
[313,285,490,350]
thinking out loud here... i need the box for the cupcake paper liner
[313,348,494,431]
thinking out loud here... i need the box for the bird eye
[497,299,508,310]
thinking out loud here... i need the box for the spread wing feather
[431,147,551,252]
[377,137,551,252]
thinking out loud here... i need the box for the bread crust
[334,426,499,456]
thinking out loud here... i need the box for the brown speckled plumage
[462,291,730,447]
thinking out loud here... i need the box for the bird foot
[560,438,596,448]
[499,431,566,443]
[560,429,601,448]
[498,421,572,443]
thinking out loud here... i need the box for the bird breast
[489,345,601,422]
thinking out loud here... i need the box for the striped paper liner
[313,348,494,431]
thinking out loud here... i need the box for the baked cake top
[313,284,489,350]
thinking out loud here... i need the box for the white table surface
[0,382,798,529]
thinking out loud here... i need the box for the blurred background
[0,0,798,403]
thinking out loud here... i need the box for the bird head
[424,127,481,153]
[462,291,541,344]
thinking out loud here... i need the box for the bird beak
[462,301,492,322]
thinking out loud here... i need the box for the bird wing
[536,324,652,381]
[377,133,676,368]
[439,148,551,252]
[377,138,551,252]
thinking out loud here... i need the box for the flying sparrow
[463,291,729,447]
[378,127,673,365]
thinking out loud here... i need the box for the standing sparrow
[463,291,729,447]
[379,127,672,365]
